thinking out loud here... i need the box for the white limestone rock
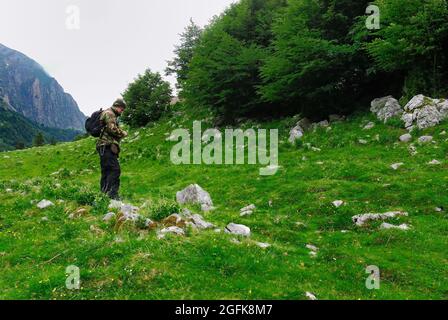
[176,184,214,212]
[37,199,54,209]
[352,211,408,227]
[371,96,403,122]
[225,223,251,237]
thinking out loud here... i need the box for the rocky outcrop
[370,94,448,130]
[401,95,448,130]
[176,184,214,212]
[0,43,86,130]
[352,211,408,227]
[225,223,251,237]
[37,199,54,209]
[370,96,403,122]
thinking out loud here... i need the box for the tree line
[122,0,448,127]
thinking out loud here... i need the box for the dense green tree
[122,69,173,128]
[166,19,203,90]
[259,0,392,118]
[33,132,45,147]
[362,0,448,98]
[14,140,25,150]
[184,0,287,122]
[179,0,448,121]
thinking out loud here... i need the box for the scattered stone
[352,211,408,227]
[418,136,433,144]
[363,122,375,130]
[157,226,185,239]
[109,200,124,210]
[358,139,368,145]
[305,292,318,301]
[90,225,105,236]
[314,120,329,129]
[109,201,141,222]
[332,200,344,208]
[41,217,49,222]
[380,223,410,231]
[37,200,54,209]
[240,204,256,217]
[69,208,88,220]
[371,96,403,122]
[5,188,13,193]
[428,159,441,166]
[255,242,271,249]
[306,244,319,252]
[190,214,214,229]
[103,212,116,222]
[176,184,214,212]
[225,223,251,237]
[408,144,418,156]
[163,214,187,228]
[289,125,304,144]
[143,219,157,230]
[435,207,444,212]
[114,237,125,244]
[399,134,412,143]
[440,131,447,136]
[214,228,222,233]
[120,204,140,216]
[391,163,404,170]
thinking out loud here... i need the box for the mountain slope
[0,101,81,151]
[0,43,86,130]
[0,103,447,299]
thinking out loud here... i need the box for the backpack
[85,109,105,137]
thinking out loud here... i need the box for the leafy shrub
[144,198,180,221]
[122,69,173,128]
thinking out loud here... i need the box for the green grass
[0,104,447,300]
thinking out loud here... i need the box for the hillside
[0,103,447,300]
[0,43,86,130]
[0,101,81,151]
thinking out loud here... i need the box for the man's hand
[122,131,128,138]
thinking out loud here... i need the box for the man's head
[112,98,127,115]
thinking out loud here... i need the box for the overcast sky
[0,0,237,115]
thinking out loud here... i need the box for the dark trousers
[97,145,121,200]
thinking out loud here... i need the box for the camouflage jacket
[97,107,127,147]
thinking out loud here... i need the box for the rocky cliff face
[0,43,86,130]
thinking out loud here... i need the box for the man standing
[97,98,128,200]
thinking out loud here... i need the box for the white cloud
[0,0,237,115]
